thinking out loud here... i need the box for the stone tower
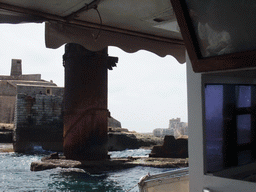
[11,59,22,76]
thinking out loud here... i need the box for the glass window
[205,84,255,174]
[236,86,251,108]
[186,0,256,58]
[205,85,224,172]
[237,114,251,145]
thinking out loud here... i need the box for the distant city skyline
[0,23,187,133]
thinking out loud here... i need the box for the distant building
[0,59,59,124]
[153,128,174,138]
[153,128,164,137]
[153,118,188,138]
[169,118,188,137]
[0,59,64,152]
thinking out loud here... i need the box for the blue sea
[0,144,173,192]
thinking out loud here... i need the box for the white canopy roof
[0,0,185,63]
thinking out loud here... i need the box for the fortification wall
[0,81,16,96]
[0,96,16,123]
[13,85,64,152]
[0,81,16,123]
[16,84,62,96]
[0,74,41,81]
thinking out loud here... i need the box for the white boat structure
[138,167,189,192]
[1,0,256,191]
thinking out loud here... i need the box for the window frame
[202,72,256,179]
[170,0,256,72]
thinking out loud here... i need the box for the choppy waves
[0,147,172,191]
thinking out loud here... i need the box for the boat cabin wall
[187,52,256,191]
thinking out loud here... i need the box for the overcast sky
[0,23,187,133]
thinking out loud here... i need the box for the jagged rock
[135,133,163,147]
[0,123,14,143]
[149,135,188,158]
[0,131,13,143]
[108,116,121,128]
[3,122,164,152]
[108,132,164,151]
[30,156,188,172]
[41,152,62,161]
[108,132,139,151]
[108,127,129,132]
[31,158,135,172]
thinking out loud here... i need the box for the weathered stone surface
[31,158,134,172]
[135,132,163,148]
[4,125,163,152]
[108,116,121,128]
[41,152,61,160]
[108,132,163,151]
[13,89,63,153]
[0,132,13,143]
[30,156,188,172]
[0,59,58,124]
[0,123,14,143]
[34,159,81,170]
[0,96,16,123]
[149,135,188,158]
[108,132,139,151]
[129,157,188,168]
[11,59,22,76]
[109,127,129,132]
[0,143,14,152]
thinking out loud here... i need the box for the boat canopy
[0,0,186,63]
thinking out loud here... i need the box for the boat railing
[138,167,189,192]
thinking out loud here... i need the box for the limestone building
[169,118,188,137]
[153,118,188,138]
[0,59,64,152]
[0,59,59,124]
[14,84,64,152]
[153,128,174,137]
[1,59,123,152]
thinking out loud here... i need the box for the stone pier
[63,44,117,160]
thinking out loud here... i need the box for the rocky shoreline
[0,123,164,151]
[0,124,188,160]
[0,123,188,173]
[30,153,188,172]
[0,123,14,143]
[108,130,164,151]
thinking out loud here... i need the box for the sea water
[0,145,173,192]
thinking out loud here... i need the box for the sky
[0,23,187,133]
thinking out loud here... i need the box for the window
[171,0,256,72]
[46,88,52,95]
[205,84,256,173]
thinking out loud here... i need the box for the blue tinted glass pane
[205,85,224,172]
[236,86,251,108]
[238,150,252,166]
[237,114,251,145]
